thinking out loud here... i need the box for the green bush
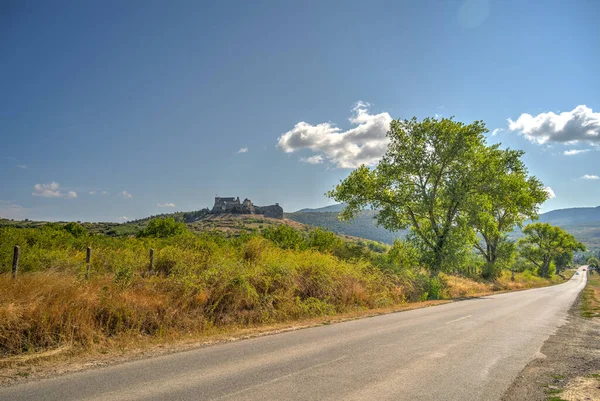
[136,218,188,238]
[307,228,341,252]
[263,224,307,250]
[63,222,88,238]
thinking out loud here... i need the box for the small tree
[136,218,187,238]
[328,116,488,274]
[518,223,585,278]
[587,257,599,269]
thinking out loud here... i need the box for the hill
[286,210,407,245]
[294,204,347,213]
[4,204,600,250]
[287,204,600,250]
[0,212,388,251]
[538,206,600,225]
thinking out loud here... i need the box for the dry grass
[580,271,600,318]
[0,225,573,368]
[0,236,403,357]
[442,269,572,298]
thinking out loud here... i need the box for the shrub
[307,228,340,252]
[263,224,307,250]
[136,218,188,238]
[63,222,88,238]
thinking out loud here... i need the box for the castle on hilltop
[211,197,283,219]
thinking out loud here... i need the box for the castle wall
[211,197,283,219]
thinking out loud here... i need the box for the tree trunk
[540,260,550,278]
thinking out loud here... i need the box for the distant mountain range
[286,204,600,250]
[537,206,600,226]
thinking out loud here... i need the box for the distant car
[575,272,579,275]
[582,269,586,271]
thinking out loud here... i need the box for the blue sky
[1,0,599,222]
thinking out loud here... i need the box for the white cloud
[89,191,96,195]
[121,190,133,199]
[32,182,77,199]
[117,216,129,222]
[508,105,600,145]
[157,202,176,208]
[101,191,110,196]
[300,155,324,164]
[544,186,556,199]
[491,128,504,136]
[563,149,590,156]
[16,164,27,169]
[277,101,393,168]
[580,174,599,180]
[237,147,248,154]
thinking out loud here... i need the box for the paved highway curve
[0,267,587,401]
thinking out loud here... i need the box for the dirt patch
[502,291,600,401]
[561,376,600,401]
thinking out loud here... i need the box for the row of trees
[329,117,585,278]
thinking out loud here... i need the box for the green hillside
[287,204,600,251]
[286,210,407,245]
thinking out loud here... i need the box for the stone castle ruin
[211,197,283,219]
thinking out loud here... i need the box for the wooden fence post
[511,266,515,282]
[12,245,20,279]
[85,246,91,280]
[149,248,154,274]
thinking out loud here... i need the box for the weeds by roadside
[580,270,600,318]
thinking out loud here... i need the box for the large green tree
[328,117,488,274]
[518,222,585,277]
[469,146,548,278]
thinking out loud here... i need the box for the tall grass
[0,228,404,356]
[0,226,568,357]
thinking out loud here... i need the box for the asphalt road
[1,267,587,401]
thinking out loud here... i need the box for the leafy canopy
[587,257,599,268]
[328,116,488,273]
[469,145,548,278]
[518,222,585,277]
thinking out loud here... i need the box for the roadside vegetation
[0,116,586,362]
[580,265,600,318]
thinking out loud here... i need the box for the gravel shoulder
[502,273,600,401]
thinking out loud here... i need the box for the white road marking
[445,315,472,324]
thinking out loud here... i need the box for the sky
[1,0,599,222]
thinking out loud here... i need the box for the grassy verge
[0,269,569,369]
[580,269,600,318]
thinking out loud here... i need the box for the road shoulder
[502,273,600,401]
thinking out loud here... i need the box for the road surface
[0,267,587,401]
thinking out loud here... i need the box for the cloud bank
[277,102,393,168]
[157,202,176,208]
[508,105,600,145]
[32,182,77,199]
[580,174,599,180]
